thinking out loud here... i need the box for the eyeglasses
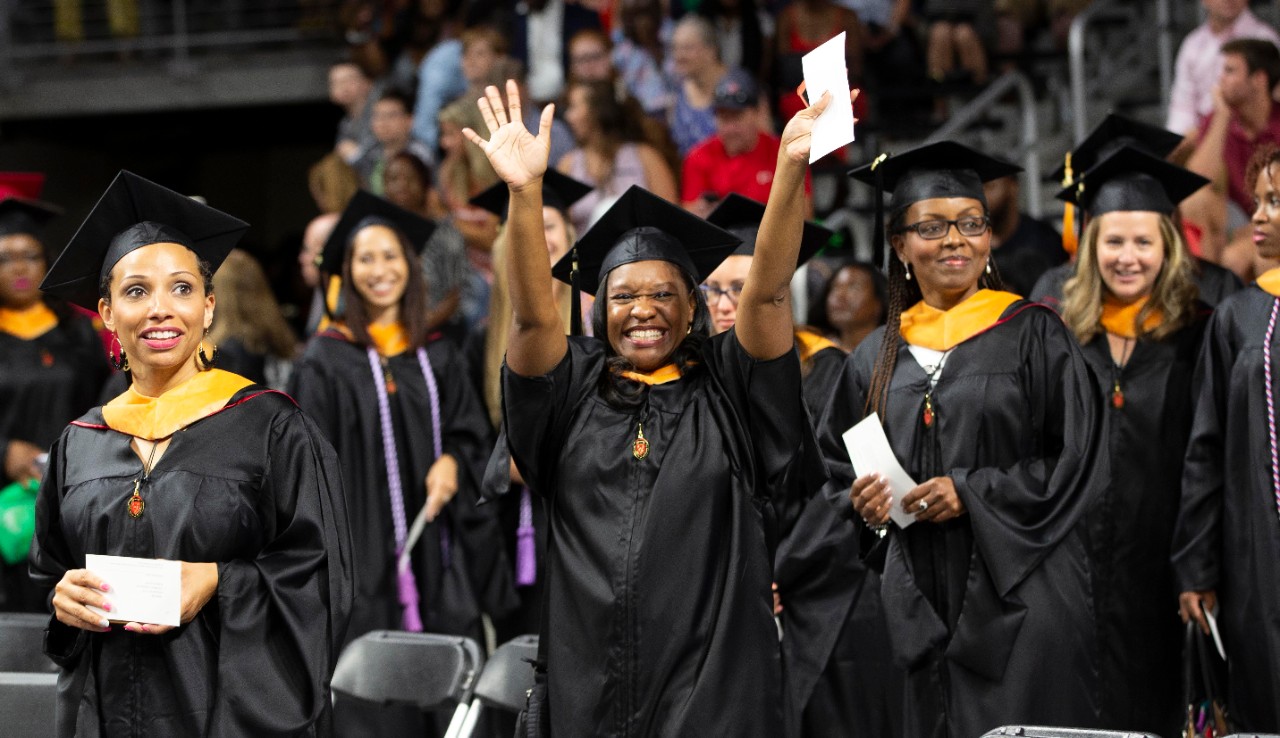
[699,283,743,305]
[895,216,990,240]
[0,252,43,268]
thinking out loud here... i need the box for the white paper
[1205,605,1227,660]
[842,413,919,528]
[800,32,856,163]
[85,554,181,627]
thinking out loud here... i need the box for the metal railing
[927,70,1043,219]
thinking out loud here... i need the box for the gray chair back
[331,631,483,712]
[0,614,56,673]
[0,672,57,738]
[982,729,1160,738]
[473,635,538,713]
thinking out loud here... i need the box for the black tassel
[569,246,583,337]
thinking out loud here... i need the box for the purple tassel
[516,487,536,586]
[398,567,423,632]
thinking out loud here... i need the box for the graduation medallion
[127,478,145,518]
[922,395,935,427]
[1111,380,1125,410]
[632,423,650,460]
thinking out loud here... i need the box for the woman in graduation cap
[1173,144,1280,733]
[465,169,592,643]
[287,190,513,734]
[0,174,110,613]
[461,79,828,736]
[29,171,354,737]
[1057,146,1209,737]
[823,141,1108,737]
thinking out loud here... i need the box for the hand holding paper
[84,556,218,632]
[800,32,858,163]
[843,413,919,528]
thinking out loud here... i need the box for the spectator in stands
[612,0,674,118]
[924,0,991,88]
[209,249,300,390]
[681,69,812,218]
[694,0,775,85]
[1166,0,1280,136]
[308,152,361,217]
[839,0,928,127]
[557,79,678,234]
[985,174,1067,296]
[1183,38,1280,279]
[353,89,435,194]
[569,28,616,84]
[412,7,467,154]
[668,14,730,157]
[329,60,381,164]
[805,258,887,352]
[510,0,603,106]
[774,1,865,126]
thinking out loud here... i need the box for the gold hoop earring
[109,334,130,372]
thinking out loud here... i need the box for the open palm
[462,80,553,191]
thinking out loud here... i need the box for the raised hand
[779,88,859,164]
[461,79,554,192]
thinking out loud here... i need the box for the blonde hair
[1060,213,1198,344]
[209,249,300,360]
[482,219,576,428]
[308,153,360,214]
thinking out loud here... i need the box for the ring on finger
[918,499,929,512]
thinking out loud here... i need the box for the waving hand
[461,80,555,191]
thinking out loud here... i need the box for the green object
[0,479,39,566]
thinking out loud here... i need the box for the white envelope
[86,554,181,627]
[800,32,856,163]
[842,413,919,528]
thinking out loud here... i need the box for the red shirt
[681,132,812,206]
[1199,104,1280,215]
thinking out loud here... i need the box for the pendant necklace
[381,356,397,395]
[632,422,650,460]
[1111,336,1134,409]
[128,438,162,519]
[921,350,953,428]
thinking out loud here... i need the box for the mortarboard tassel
[570,246,583,337]
[516,487,537,586]
[870,153,888,271]
[1062,153,1079,257]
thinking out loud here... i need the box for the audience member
[985,174,1067,296]
[804,258,887,352]
[329,59,381,164]
[694,0,775,85]
[612,0,674,117]
[353,89,435,194]
[308,152,361,216]
[774,0,865,125]
[209,249,301,389]
[667,15,730,157]
[681,69,811,217]
[568,27,616,84]
[1167,0,1280,136]
[412,7,468,153]
[557,79,678,233]
[510,0,603,106]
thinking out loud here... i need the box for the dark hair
[590,262,711,410]
[98,250,215,304]
[1246,142,1280,204]
[1222,38,1280,90]
[806,259,889,335]
[377,87,416,114]
[337,224,432,350]
[864,205,1005,420]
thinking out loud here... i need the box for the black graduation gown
[1080,311,1208,737]
[1173,285,1280,732]
[818,301,1106,738]
[289,333,515,644]
[504,331,821,738]
[28,386,354,738]
[1032,259,1241,312]
[776,341,905,738]
[0,311,108,612]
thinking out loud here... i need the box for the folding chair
[981,728,1159,737]
[0,672,58,738]
[331,630,484,738]
[456,634,539,738]
[0,613,56,673]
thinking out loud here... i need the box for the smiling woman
[30,171,353,737]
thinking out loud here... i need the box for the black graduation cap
[470,169,594,221]
[1055,145,1209,216]
[1051,113,1184,185]
[0,173,62,241]
[40,170,249,311]
[318,190,437,276]
[705,193,835,268]
[550,186,740,334]
[847,141,1021,268]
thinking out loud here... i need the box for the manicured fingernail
[124,624,135,632]
[100,583,111,592]
[101,601,112,612]
[99,618,110,628]
[140,624,149,633]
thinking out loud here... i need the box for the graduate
[1173,144,1280,732]
[287,191,513,735]
[1058,146,1211,737]
[461,80,827,737]
[465,169,593,643]
[0,174,110,612]
[1033,113,1241,309]
[30,171,354,736]
[826,141,1107,737]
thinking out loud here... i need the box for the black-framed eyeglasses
[699,283,743,305]
[895,216,990,240]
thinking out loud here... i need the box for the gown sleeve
[949,308,1108,598]
[208,407,353,736]
[29,429,89,666]
[1172,305,1234,592]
